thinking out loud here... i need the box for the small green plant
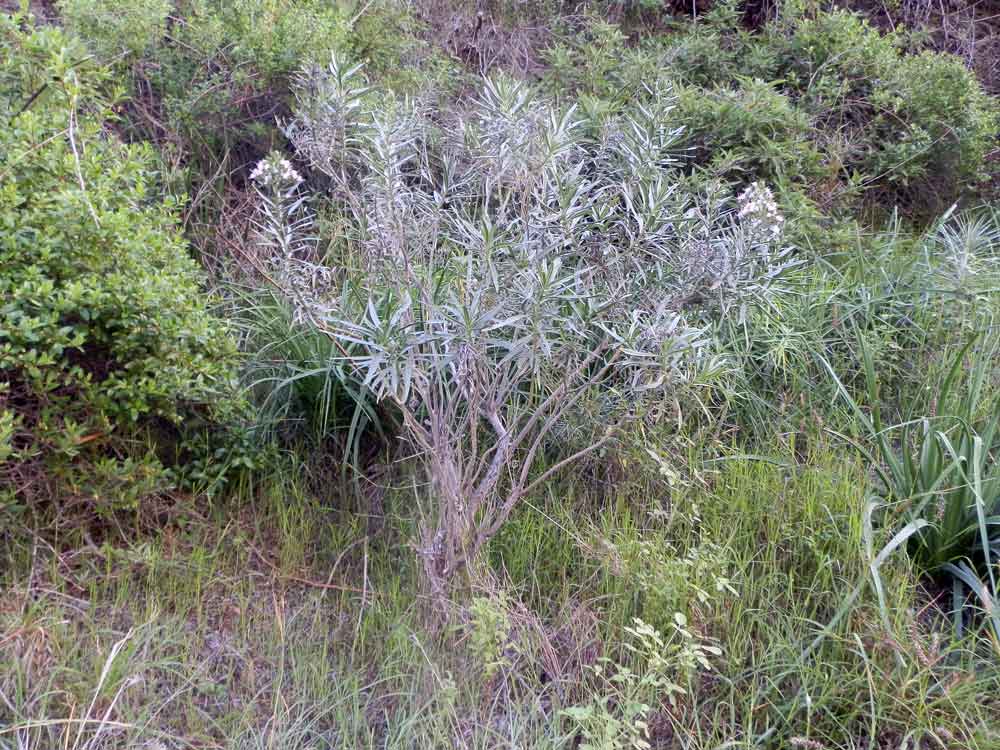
[543,13,654,104]
[591,530,738,632]
[829,337,1000,569]
[467,593,513,680]
[0,406,15,465]
[240,289,386,448]
[561,616,720,750]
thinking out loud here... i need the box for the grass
[4,438,999,749]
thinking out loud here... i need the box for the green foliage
[466,593,513,680]
[57,0,457,265]
[777,8,900,97]
[775,12,998,211]
[674,77,823,184]
[57,0,172,59]
[871,52,997,199]
[3,1,1000,747]
[0,401,17,519]
[0,15,238,508]
[126,0,357,180]
[589,529,737,634]
[0,404,15,465]
[560,617,720,750]
[544,7,998,222]
[543,13,656,103]
[60,0,392,79]
[61,0,444,144]
[712,203,1000,442]
[825,334,1000,640]
[237,288,388,495]
[657,1,783,86]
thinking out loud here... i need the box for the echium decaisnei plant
[263,57,798,595]
[249,153,335,315]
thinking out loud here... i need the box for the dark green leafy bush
[0,14,238,507]
[775,11,998,212]
[674,77,823,184]
[546,6,998,221]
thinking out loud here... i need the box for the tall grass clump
[236,287,390,502]
[826,333,1000,647]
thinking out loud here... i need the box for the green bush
[776,11,998,212]
[776,9,900,104]
[868,52,997,204]
[59,0,360,75]
[543,13,656,103]
[674,76,823,184]
[57,0,172,59]
[549,7,998,221]
[0,14,238,507]
[60,0,441,138]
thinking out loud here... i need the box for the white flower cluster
[250,153,302,188]
[737,181,784,239]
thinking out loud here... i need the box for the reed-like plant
[824,333,1000,649]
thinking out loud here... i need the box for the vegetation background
[2,0,1000,748]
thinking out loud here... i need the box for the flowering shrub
[252,57,797,592]
[737,182,785,239]
[250,153,302,187]
[248,152,338,316]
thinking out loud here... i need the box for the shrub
[543,13,657,104]
[775,10,998,213]
[0,14,238,508]
[263,60,798,594]
[674,77,824,184]
[868,52,997,204]
[552,8,998,221]
[60,0,369,78]
[57,0,172,59]
[776,9,900,103]
[61,0,442,144]
[657,0,774,88]
[57,0,455,266]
